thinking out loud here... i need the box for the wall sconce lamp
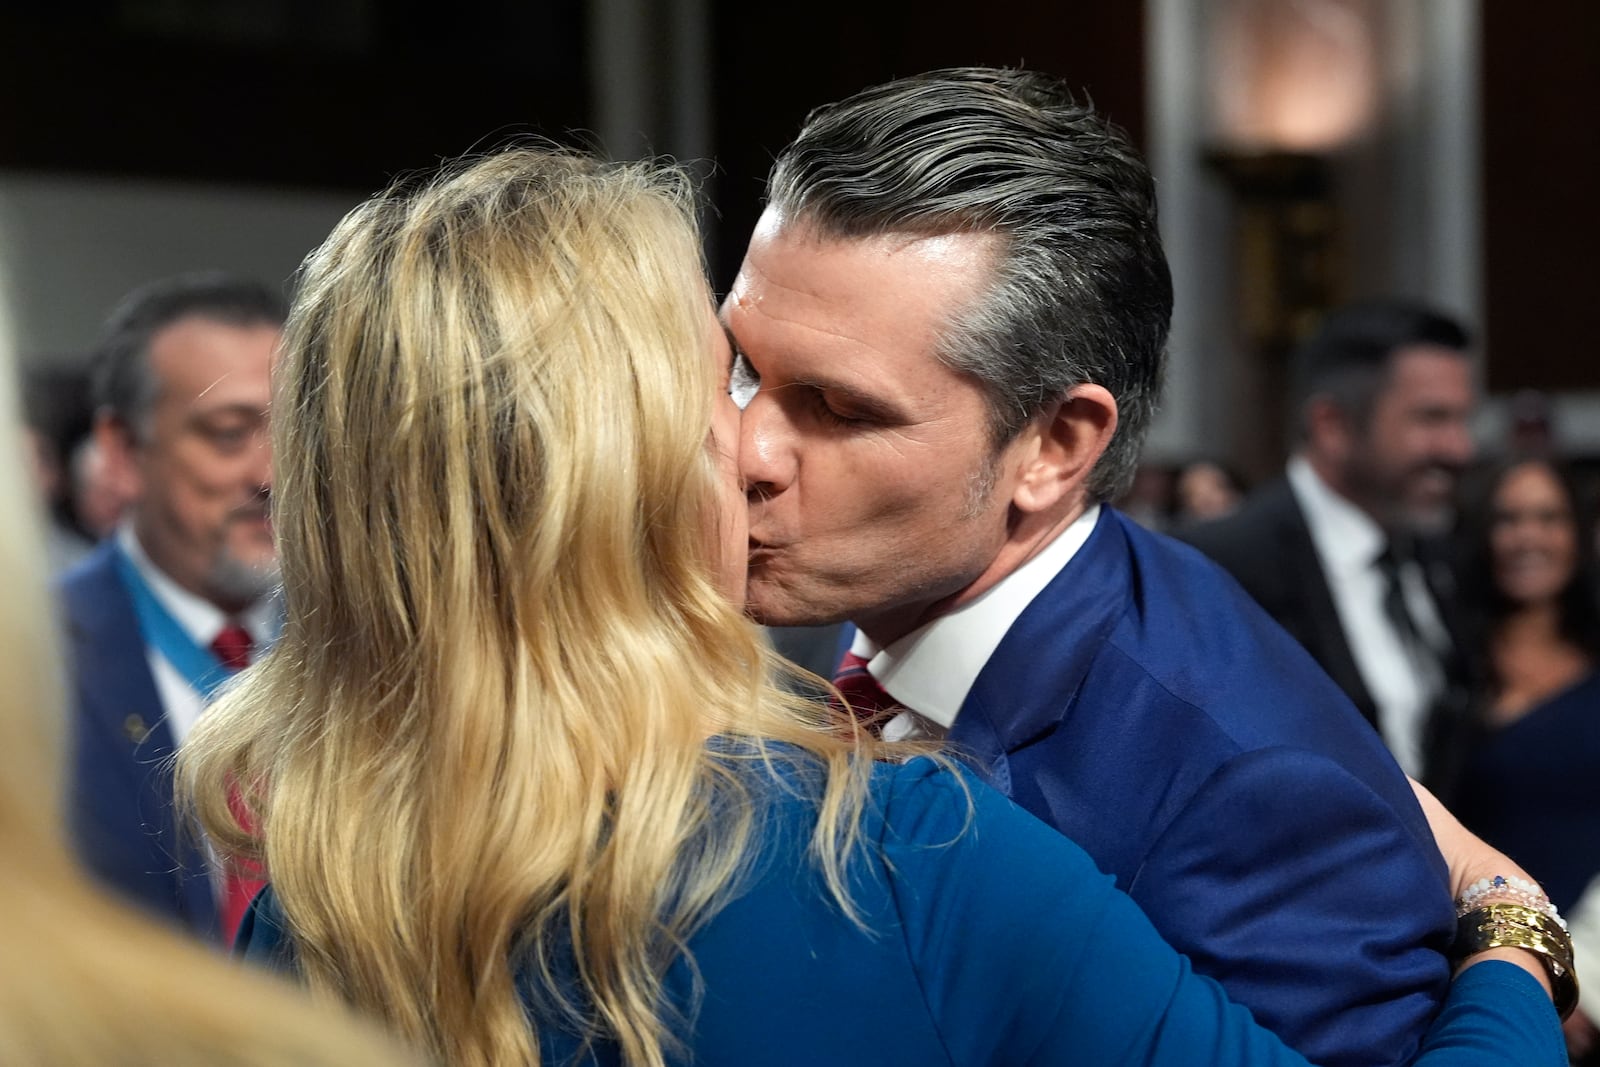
[1200,0,1381,472]
[1205,0,1379,353]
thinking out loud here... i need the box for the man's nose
[738,391,796,500]
[1440,419,1476,467]
[249,429,274,491]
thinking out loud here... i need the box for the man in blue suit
[61,274,284,941]
[725,69,1454,1067]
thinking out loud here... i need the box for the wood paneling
[1481,0,1600,391]
[707,3,1147,287]
[0,5,588,192]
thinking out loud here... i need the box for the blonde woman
[0,330,409,1062]
[181,149,1566,1067]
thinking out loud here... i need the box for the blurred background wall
[0,0,1593,471]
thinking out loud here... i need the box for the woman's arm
[885,761,1566,1067]
[1409,777,1571,1006]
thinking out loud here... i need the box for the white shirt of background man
[117,524,276,745]
[1287,456,1449,776]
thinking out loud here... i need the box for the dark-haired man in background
[61,273,284,941]
[1182,302,1476,785]
[728,69,1453,1067]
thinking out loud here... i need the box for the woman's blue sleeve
[234,886,299,974]
[877,759,1564,1067]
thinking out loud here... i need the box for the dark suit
[59,541,218,937]
[1177,477,1471,786]
[947,508,1453,1067]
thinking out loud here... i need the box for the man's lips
[229,507,273,534]
[1499,551,1559,574]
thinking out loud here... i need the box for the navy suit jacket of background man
[60,541,218,937]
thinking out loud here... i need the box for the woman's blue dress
[1456,670,1600,911]
[239,755,1563,1066]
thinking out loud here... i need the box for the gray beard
[207,551,281,607]
[1398,504,1454,540]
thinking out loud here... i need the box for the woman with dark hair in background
[1171,457,1248,525]
[1450,456,1600,1060]
[179,148,1568,1067]
[1452,457,1600,912]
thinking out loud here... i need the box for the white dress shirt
[850,505,1101,741]
[1286,456,1449,776]
[117,525,277,746]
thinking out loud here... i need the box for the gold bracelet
[1454,902,1580,1020]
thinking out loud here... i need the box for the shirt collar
[850,505,1102,728]
[1287,454,1386,578]
[117,523,274,644]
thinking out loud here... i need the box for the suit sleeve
[1125,747,1456,1067]
[881,760,1563,1067]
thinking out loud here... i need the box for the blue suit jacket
[946,508,1455,1067]
[59,541,218,938]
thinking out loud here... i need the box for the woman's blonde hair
[179,149,910,1066]
[0,301,408,1064]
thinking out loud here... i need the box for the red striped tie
[832,651,901,720]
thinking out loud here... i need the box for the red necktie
[832,650,901,720]
[210,623,254,671]
[207,623,264,944]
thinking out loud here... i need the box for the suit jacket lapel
[1416,538,1467,660]
[1412,536,1477,792]
[64,546,214,931]
[66,546,177,760]
[1269,483,1380,725]
[950,509,1126,793]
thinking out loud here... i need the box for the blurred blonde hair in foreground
[178,148,907,1066]
[0,301,412,1063]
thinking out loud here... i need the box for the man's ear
[1303,395,1353,464]
[1011,384,1118,515]
[92,410,145,503]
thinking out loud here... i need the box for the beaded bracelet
[1455,874,1569,931]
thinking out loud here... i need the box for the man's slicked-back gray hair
[767,67,1172,501]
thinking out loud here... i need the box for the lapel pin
[123,713,150,745]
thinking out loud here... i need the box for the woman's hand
[1409,777,1539,901]
[1408,777,1558,1001]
